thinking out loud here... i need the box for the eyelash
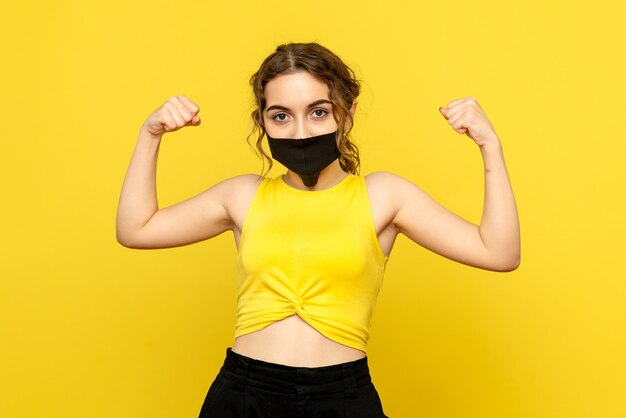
[272,109,329,122]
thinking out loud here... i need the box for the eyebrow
[265,99,333,113]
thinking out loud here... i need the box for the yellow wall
[1,1,624,417]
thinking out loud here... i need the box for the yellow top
[234,173,389,352]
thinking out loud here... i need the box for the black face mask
[267,131,340,187]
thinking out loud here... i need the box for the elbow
[116,229,139,249]
[116,216,146,248]
[116,229,158,249]
[116,234,132,248]
[498,259,520,272]
[492,253,521,272]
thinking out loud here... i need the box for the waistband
[218,347,372,398]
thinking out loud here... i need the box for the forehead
[264,71,329,106]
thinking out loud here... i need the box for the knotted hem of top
[233,310,369,354]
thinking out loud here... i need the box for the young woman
[116,42,520,417]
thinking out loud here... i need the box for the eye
[312,109,328,118]
[272,113,289,122]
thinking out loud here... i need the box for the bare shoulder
[364,171,433,222]
[363,171,423,224]
[364,170,404,185]
[179,173,265,219]
[219,173,265,188]
[213,173,265,199]
[364,171,422,196]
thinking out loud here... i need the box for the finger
[445,100,482,122]
[453,108,483,131]
[182,109,201,126]
[440,105,464,118]
[452,98,483,114]
[177,95,200,114]
[164,101,185,126]
[161,106,178,132]
[451,113,470,134]
[170,96,193,121]
[444,103,470,124]
[447,96,475,108]
[447,110,466,128]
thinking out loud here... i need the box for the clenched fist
[142,95,201,137]
[439,96,499,148]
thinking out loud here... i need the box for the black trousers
[198,347,388,417]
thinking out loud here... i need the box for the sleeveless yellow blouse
[235,173,389,352]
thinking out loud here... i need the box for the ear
[349,101,357,118]
[344,102,358,130]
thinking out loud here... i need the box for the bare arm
[115,128,163,247]
[116,95,236,249]
[389,97,520,272]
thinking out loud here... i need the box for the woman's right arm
[116,95,236,249]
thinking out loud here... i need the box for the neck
[283,160,348,191]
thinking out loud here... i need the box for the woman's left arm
[387,96,520,271]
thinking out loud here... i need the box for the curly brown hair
[247,42,361,176]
